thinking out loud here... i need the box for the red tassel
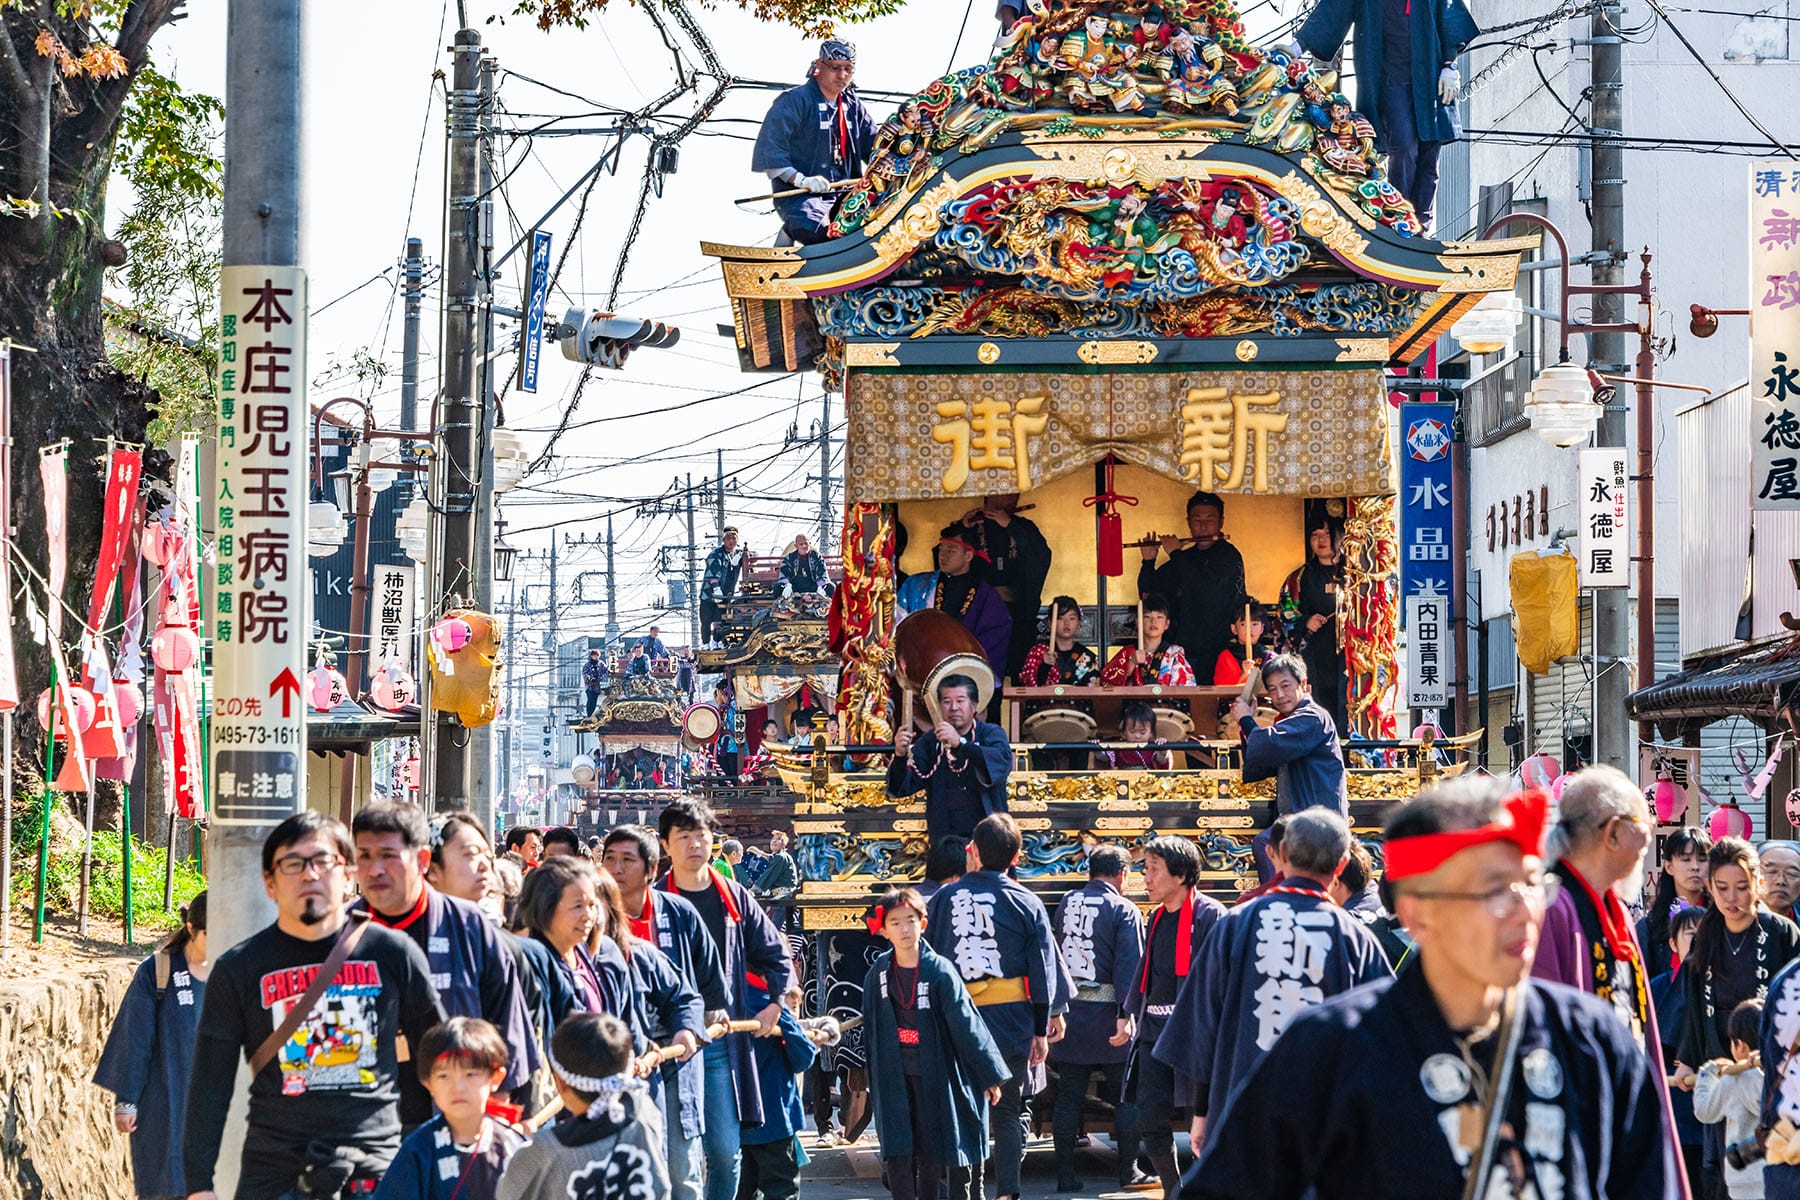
[1098,511,1124,577]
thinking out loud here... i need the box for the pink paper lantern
[1651,778,1683,824]
[401,757,421,789]
[1521,752,1562,790]
[1787,788,1800,829]
[1708,800,1754,842]
[370,660,417,711]
[308,666,349,712]
[110,681,143,727]
[151,625,199,673]
[65,687,96,733]
[35,688,60,735]
[140,518,180,567]
[431,618,474,655]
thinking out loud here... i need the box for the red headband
[939,535,991,562]
[1384,788,1550,881]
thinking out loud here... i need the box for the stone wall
[0,957,140,1200]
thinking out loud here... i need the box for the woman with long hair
[1637,826,1713,980]
[1279,517,1347,730]
[93,891,210,1199]
[1676,838,1800,1196]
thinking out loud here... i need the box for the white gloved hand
[1280,40,1307,61]
[1438,65,1461,106]
[795,174,834,194]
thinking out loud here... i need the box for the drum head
[682,702,722,750]
[922,653,996,724]
[1153,707,1195,743]
[1024,707,1098,745]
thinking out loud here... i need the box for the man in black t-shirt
[184,811,445,1200]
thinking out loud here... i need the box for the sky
[141,0,1298,664]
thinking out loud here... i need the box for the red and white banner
[85,445,142,632]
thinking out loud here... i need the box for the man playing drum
[888,674,1013,847]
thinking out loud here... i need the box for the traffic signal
[557,308,682,369]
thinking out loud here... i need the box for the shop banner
[1752,160,1800,509]
[1398,403,1454,617]
[1577,448,1630,588]
[1404,593,1449,709]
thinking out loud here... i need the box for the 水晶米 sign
[210,265,308,824]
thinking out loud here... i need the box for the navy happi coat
[1186,969,1677,1200]
[925,869,1061,1059]
[863,944,1011,1167]
[1052,879,1144,1066]
[93,948,206,1197]
[1154,878,1389,1127]
[749,78,878,234]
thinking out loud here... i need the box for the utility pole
[605,516,619,653]
[715,448,725,537]
[685,475,700,649]
[433,27,484,811]
[1588,1,1631,771]
[467,50,498,831]
[548,537,561,701]
[399,237,425,496]
[212,2,305,1191]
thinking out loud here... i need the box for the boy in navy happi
[1126,836,1225,1198]
[349,803,535,1130]
[738,984,818,1200]
[1187,779,1676,1200]
[1155,810,1389,1150]
[926,813,1063,1200]
[658,798,794,1200]
[373,1018,525,1200]
[866,888,1010,1200]
[1050,844,1147,1192]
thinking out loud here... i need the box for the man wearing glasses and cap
[751,38,879,245]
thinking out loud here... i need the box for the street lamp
[492,428,531,494]
[1450,291,1525,355]
[494,518,517,583]
[1524,362,1603,447]
[396,495,430,565]
[308,497,348,558]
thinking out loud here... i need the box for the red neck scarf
[1141,890,1196,993]
[371,885,431,933]
[1561,860,1641,965]
[629,889,656,944]
[661,867,766,990]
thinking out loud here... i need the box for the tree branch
[79,0,185,149]
[0,15,37,102]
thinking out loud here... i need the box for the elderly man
[778,534,832,600]
[1186,778,1679,1199]
[889,674,1012,846]
[750,39,879,245]
[1532,765,1656,1042]
[1765,840,1800,924]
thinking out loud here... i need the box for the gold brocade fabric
[844,368,1393,503]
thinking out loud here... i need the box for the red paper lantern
[151,626,199,673]
[65,687,96,733]
[370,659,417,711]
[111,680,143,727]
[1520,752,1562,790]
[1708,800,1754,841]
[432,618,474,656]
[1787,788,1800,829]
[1651,778,1683,825]
[35,688,60,735]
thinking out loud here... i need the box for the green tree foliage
[508,0,907,39]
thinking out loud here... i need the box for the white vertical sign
[1578,448,1630,588]
[371,564,416,667]
[1405,592,1449,709]
[210,265,308,825]
[1752,161,1800,509]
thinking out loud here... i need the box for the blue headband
[820,38,856,62]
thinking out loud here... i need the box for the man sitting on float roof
[1138,491,1246,675]
[750,39,879,246]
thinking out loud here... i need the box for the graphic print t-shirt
[185,920,445,1187]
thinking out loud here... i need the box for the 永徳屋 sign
[210,265,308,825]
[1752,161,1800,510]
[1578,449,1630,587]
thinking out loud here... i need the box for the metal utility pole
[400,237,425,494]
[715,448,726,537]
[1588,2,1632,770]
[685,475,700,649]
[213,1,305,1191]
[818,391,834,554]
[433,28,484,811]
[467,50,498,832]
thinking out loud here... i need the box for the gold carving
[720,259,806,299]
[845,343,903,368]
[700,241,800,262]
[1435,255,1522,293]
[804,905,894,932]
[1334,337,1393,363]
[933,393,1049,493]
[1012,775,1122,806]
[1015,818,1054,830]
[1229,778,1279,800]
[978,341,1001,365]
[892,819,928,832]
[1234,339,1259,362]
[1077,341,1159,365]
[1179,386,1287,492]
[795,821,847,834]
[1094,816,1154,831]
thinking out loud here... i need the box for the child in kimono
[375,1017,527,1200]
[497,1013,669,1200]
[1694,998,1765,1200]
[864,888,1011,1200]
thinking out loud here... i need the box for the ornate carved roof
[706,0,1531,371]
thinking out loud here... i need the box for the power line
[1644,0,1800,160]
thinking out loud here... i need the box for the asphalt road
[795,1127,1176,1200]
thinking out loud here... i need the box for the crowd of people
[85,764,1800,1200]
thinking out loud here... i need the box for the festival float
[704,0,1521,932]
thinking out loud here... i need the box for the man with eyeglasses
[750,39,878,245]
[1762,841,1800,924]
[1531,765,1657,1045]
[184,811,446,1200]
[348,801,536,1129]
[1186,777,1679,1199]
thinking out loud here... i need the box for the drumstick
[1243,601,1253,673]
[902,689,915,736]
[1136,595,1146,681]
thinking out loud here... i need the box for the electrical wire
[1644,0,1800,160]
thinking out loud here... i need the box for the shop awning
[1627,636,1800,723]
